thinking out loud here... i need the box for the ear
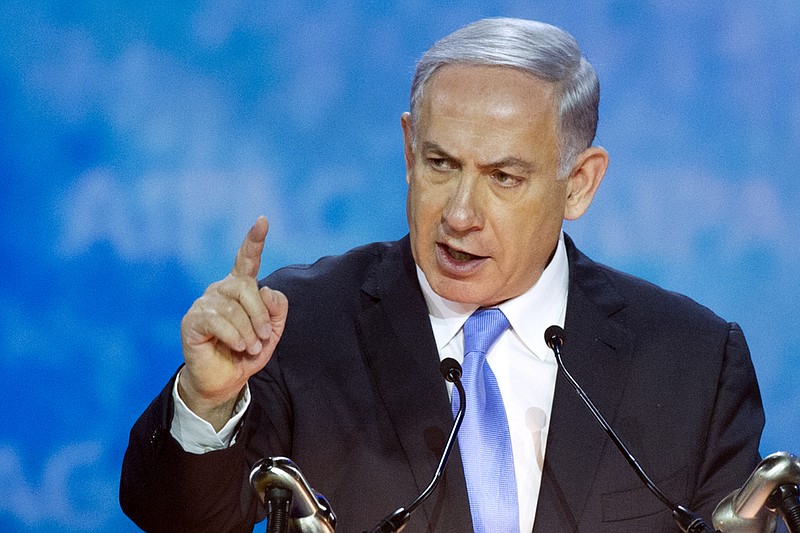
[400,112,415,182]
[564,146,609,220]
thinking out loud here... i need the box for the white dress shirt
[416,233,568,533]
[171,233,569,532]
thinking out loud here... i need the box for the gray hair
[410,18,599,178]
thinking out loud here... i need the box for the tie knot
[463,308,509,356]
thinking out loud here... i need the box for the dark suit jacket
[120,235,764,532]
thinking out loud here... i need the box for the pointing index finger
[231,216,269,279]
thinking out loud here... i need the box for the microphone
[367,358,466,533]
[712,451,800,532]
[544,325,715,533]
[249,456,337,533]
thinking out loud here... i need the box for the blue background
[1,1,798,531]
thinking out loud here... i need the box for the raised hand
[178,216,288,430]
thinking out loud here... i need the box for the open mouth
[442,244,485,262]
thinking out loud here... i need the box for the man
[120,18,764,532]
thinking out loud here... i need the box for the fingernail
[249,340,263,355]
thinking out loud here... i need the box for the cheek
[408,177,442,225]
[499,203,560,260]
[405,179,420,224]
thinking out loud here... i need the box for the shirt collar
[416,232,569,361]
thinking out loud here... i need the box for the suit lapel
[356,237,472,531]
[533,236,634,531]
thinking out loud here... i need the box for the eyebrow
[483,156,537,174]
[420,141,537,174]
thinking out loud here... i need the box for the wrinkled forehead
[415,64,559,132]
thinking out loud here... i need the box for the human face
[403,64,570,307]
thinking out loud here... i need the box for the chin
[431,278,496,307]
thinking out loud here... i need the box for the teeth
[449,248,477,261]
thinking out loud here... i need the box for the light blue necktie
[453,308,519,533]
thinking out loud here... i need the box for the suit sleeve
[690,322,765,520]
[119,373,261,533]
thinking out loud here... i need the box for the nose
[441,173,483,234]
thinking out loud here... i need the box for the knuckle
[183,299,207,325]
[223,302,239,318]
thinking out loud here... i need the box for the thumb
[260,286,288,337]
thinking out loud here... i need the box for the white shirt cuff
[170,369,251,454]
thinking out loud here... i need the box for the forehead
[415,65,560,163]
[418,64,558,133]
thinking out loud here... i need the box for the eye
[490,169,523,188]
[427,157,457,171]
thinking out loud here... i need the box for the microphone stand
[367,358,466,533]
[544,326,714,533]
[251,360,464,533]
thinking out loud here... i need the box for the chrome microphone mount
[712,451,800,533]
[249,456,337,533]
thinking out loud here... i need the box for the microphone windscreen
[544,325,566,350]
[439,358,462,382]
